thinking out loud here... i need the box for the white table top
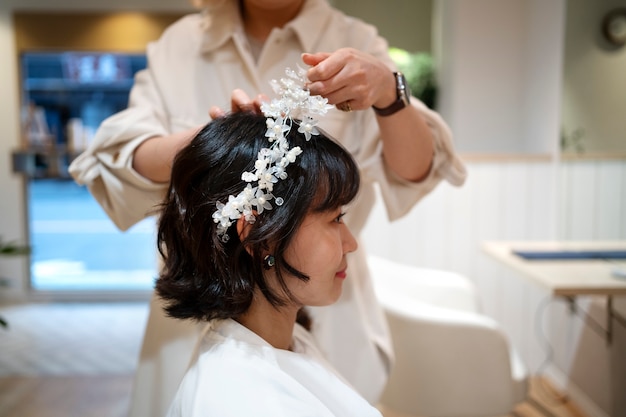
[482,241,626,296]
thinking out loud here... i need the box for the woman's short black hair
[155,111,360,322]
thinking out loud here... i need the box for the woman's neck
[236,290,299,350]
[240,0,305,42]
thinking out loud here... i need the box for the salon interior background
[0,0,624,416]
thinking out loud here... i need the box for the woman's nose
[342,225,358,254]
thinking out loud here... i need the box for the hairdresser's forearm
[377,106,434,183]
[132,128,199,183]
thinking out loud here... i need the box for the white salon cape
[69,0,467,415]
[168,319,383,417]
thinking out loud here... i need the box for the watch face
[397,73,411,103]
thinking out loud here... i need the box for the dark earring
[263,254,275,270]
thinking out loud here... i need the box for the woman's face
[282,207,358,307]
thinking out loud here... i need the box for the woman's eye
[334,212,347,223]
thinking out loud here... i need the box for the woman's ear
[236,217,254,256]
[236,216,251,240]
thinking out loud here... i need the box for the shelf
[12,147,81,179]
[24,78,135,92]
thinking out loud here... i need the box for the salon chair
[367,255,529,417]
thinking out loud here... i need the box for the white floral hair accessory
[212,67,333,242]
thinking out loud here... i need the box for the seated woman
[155,70,381,416]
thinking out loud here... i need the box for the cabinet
[12,146,78,179]
[13,51,146,178]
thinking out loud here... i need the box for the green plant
[560,126,586,154]
[389,47,437,109]
[0,237,31,329]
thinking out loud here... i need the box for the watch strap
[372,72,410,117]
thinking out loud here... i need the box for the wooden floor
[512,377,589,417]
[379,377,589,417]
[0,374,133,417]
[0,374,588,417]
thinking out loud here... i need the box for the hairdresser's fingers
[231,89,257,113]
[209,105,227,119]
[302,52,331,68]
[211,93,268,120]
[306,48,393,111]
[253,94,270,114]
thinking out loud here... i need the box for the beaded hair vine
[212,67,333,242]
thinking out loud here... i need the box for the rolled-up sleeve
[358,98,467,222]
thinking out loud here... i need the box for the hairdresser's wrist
[372,71,398,109]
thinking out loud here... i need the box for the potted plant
[0,237,31,329]
[388,47,438,109]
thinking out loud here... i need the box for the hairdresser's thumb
[302,52,330,67]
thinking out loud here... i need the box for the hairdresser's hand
[303,48,396,111]
[209,89,268,119]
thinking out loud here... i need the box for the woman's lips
[336,269,347,279]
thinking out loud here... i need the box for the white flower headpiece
[212,67,333,242]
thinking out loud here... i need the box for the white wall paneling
[559,159,626,240]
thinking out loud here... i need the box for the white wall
[434,0,565,154]
[395,1,623,415]
[0,3,29,300]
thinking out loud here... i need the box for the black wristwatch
[372,72,411,116]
